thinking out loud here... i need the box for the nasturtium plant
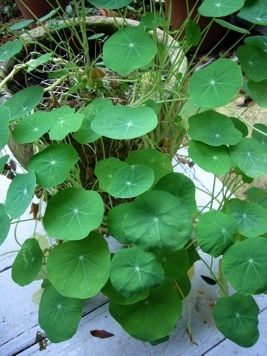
[49,106,84,140]
[153,172,196,216]
[73,98,111,144]
[39,283,82,343]
[189,59,243,108]
[12,238,43,286]
[125,149,173,184]
[2,0,267,349]
[0,204,10,245]
[252,123,267,147]
[213,293,260,347]
[185,19,201,46]
[0,106,10,150]
[103,27,157,74]
[237,0,267,25]
[102,278,149,305]
[199,0,245,17]
[223,237,267,295]
[122,190,192,251]
[236,45,267,82]
[12,111,54,144]
[108,164,154,198]
[95,158,128,192]
[188,111,242,146]
[156,248,189,279]
[109,246,165,298]
[195,210,238,257]
[28,144,79,188]
[91,105,158,139]
[225,200,267,238]
[3,86,44,120]
[89,0,133,9]
[188,141,234,175]
[5,171,36,219]
[0,39,22,60]
[109,282,182,341]
[245,79,267,107]
[0,155,9,174]
[47,232,110,298]
[43,188,104,240]
[107,202,133,244]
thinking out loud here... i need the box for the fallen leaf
[90,329,114,339]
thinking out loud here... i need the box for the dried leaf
[90,329,114,339]
[201,275,217,285]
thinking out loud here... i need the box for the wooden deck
[1,156,267,355]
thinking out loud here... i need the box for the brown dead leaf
[90,329,114,339]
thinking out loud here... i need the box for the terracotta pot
[15,0,70,21]
[164,0,227,52]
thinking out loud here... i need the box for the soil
[1,2,266,200]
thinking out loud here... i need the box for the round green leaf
[73,98,112,144]
[189,59,243,108]
[237,0,267,25]
[252,123,267,147]
[188,111,242,146]
[237,45,267,82]
[109,282,182,342]
[199,0,245,17]
[0,39,22,61]
[102,278,149,305]
[185,19,201,46]
[126,149,173,184]
[188,141,234,175]
[28,144,79,188]
[12,111,54,144]
[139,12,165,31]
[245,36,267,50]
[95,157,128,192]
[225,200,267,238]
[43,188,104,240]
[153,172,196,216]
[156,248,189,279]
[0,106,10,150]
[230,137,267,178]
[5,171,36,219]
[230,117,249,137]
[0,204,10,245]
[110,246,165,298]
[195,210,238,257]
[223,237,267,294]
[88,0,133,9]
[91,105,158,139]
[213,293,259,347]
[12,238,43,286]
[123,190,192,251]
[247,187,267,210]
[108,164,154,198]
[107,202,133,244]
[38,284,82,343]
[103,27,157,75]
[49,106,84,140]
[246,79,267,107]
[47,232,110,298]
[3,86,44,121]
